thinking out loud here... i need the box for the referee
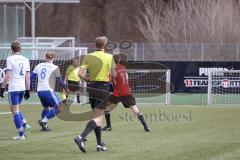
[63,58,81,103]
[74,36,116,153]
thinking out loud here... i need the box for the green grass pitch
[0,104,240,160]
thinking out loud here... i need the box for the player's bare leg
[130,105,150,132]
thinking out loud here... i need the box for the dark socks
[137,113,147,127]
[77,95,81,103]
[81,120,97,138]
[94,126,102,145]
[105,111,111,127]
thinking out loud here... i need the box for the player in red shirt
[102,54,150,132]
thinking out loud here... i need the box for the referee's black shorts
[87,81,111,110]
[109,94,136,108]
[67,80,80,92]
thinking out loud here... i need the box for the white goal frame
[18,37,76,47]
[128,69,171,105]
[207,70,240,105]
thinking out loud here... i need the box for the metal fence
[0,4,25,44]
[77,43,240,62]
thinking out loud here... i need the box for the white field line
[0,112,12,115]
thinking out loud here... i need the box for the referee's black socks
[94,126,102,145]
[81,120,97,138]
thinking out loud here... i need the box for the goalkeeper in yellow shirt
[62,57,82,103]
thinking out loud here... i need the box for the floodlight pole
[31,1,35,39]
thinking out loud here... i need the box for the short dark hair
[11,41,21,53]
[113,54,120,64]
[113,53,128,66]
[95,36,108,49]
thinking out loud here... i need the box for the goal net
[128,69,171,104]
[207,70,240,105]
[0,46,88,104]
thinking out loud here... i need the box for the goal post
[166,69,171,104]
[207,71,213,105]
[128,69,171,104]
[207,70,240,105]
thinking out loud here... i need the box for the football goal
[207,70,240,105]
[128,69,171,104]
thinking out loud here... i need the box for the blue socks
[45,107,60,120]
[19,112,27,128]
[41,109,49,118]
[14,112,24,136]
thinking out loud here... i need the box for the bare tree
[135,0,166,43]
[135,0,240,43]
[29,0,240,43]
